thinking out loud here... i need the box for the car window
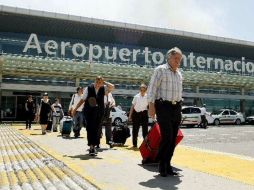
[212,110,222,115]
[222,110,229,115]
[111,108,116,112]
[192,108,201,113]
[182,108,191,114]
[230,110,237,115]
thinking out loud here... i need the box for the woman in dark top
[37,92,54,135]
[25,95,36,129]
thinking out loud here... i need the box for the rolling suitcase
[112,123,130,145]
[60,116,73,137]
[140,122,184,164]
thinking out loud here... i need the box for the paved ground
[1,124,254,190]
[180,125,254,157]
[0,124,98,190]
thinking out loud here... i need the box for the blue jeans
[73,111,84,135]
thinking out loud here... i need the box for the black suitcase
[60,116,73,137]
[112,123,130,145]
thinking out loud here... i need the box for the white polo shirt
[132,93,148,112]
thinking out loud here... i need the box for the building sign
[23,33,254,73]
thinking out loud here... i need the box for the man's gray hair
[166,47,182,60]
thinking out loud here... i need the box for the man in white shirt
[147,47,183,177]
[69,86,85,138]
[128,84,149,148]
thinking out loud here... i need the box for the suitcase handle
[144,138,158,152]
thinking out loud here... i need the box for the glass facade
[1,31,254,121]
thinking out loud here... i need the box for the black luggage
[112,123,130,145]
[60,116,73,137]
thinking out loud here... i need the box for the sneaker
[96,145,100,149]
[89,148,96,156]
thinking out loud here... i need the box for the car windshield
[212,110,223,115]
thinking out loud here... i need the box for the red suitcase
[139,122,183,164]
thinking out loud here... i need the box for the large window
[1,96,16,118]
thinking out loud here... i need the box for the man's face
[95,78,104,88]
[168,53,182,71]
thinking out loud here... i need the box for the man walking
[147,47,183,177]
[128,84,149,148]
[72,76,114,156]
[69,87,85,138]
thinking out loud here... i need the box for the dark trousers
[98,117,112,145]
[26,112,34,129]
[85,108,103,146]
[155,100,181,166]
[132,110,148,146]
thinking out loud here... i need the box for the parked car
[211,109,245,125]
[111,106,128,125]
[245,115,254,124]
[181,106,214,127]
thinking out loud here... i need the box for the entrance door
[16,96,27,121]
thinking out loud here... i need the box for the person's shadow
[138,164,182,190]
[64,154,103,160]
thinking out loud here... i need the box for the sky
[0,0,254,42]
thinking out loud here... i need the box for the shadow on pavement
[125,147,140,151]
[139,175,182,190]
[65,154,103,160]
[56,135,85,139]
[138,164,182,189]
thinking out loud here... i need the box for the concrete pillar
[75,78,80,87]
[196,86,199,93]
[240,99,245,115]
[241,87,245,95]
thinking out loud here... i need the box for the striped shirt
[147,63,183,103]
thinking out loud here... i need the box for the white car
[111,106,128,125]
[211,109,245,125]
[181,106,214,127]
[246,115,254,124]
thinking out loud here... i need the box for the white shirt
[82,85,107,100]
[69,93,84,112]
[104,92,115,108]
[147,63,183,103]
[104,92,115,118]
[132,93,148,112]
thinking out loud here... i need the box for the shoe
[96,145,100,149]
[159,162,167,177]
[89,148,96,156]
[42,131,46,135]
[109,143,114,148]
[167,166,179,176]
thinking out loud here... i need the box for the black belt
[156,99,182,105]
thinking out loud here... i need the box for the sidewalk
[1,124,254,190]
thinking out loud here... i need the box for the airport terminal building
[1,5,254,121]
